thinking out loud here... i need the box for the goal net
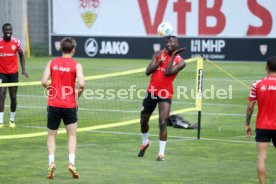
[0,57,203,140]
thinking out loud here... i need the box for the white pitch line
[79,107,140,113]
[12,105,46,109]
[17,94,246,107]
[18,125,46,129]
[88,130,197,141]
[17,94,45,98]
[12,104,249,116]
[204,78,254,82]
[88,130,254,144]
[6,128,255,145]
[200,137,254,144]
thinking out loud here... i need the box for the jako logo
[99,41,129,55]
[85,38,98,57]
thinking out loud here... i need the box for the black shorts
[255,129,276,147]
[0,73,19,83]
[141,93,171,114]
[47,106,78,130]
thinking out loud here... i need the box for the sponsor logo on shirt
[53,65,71,72]
[0,53,15,57]
[260,85,276,91]
[157,66,165,72]
[268,86,276,90]
[261,85,267,91]
[53,65,58,70]
[268,77,276,80]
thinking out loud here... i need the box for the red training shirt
[48,57,78,108]
[0,37,23,74]
[248,75,276,130]
[147,51,183,99]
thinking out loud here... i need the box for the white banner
[52,0,276,37]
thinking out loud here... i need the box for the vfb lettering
[138,0,272,36]
[191,39,225,52]
[99,41,129,55]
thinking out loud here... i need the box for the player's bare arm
[41,61,51,88]
[145,50,166,76]
[164,48,186,76]
[245,100,256,138]
[76,63,85,98]
[19,51,28,78]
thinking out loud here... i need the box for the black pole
[197,111,201,140]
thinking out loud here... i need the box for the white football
[157,22,174,36]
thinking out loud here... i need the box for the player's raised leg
[138,95,157,157]
[138,113,151,157]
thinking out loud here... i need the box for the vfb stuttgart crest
[11,45,16,51]
[259,45,268,55]
[79,0,100,28]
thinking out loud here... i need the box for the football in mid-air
[157,22,174,36]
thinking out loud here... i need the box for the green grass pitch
[0,57,275,184]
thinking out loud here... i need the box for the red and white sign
[52,0,276,37]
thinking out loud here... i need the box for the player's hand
[75,89,83,98]
[245,125,252,138]
[160,50,166,62]
[22,71,29,78]
[173,48,186,55]
[156,50,166,63]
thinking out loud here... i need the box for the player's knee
[140,114,150,124]
[0,93,6,99]
[140,119,149,127]
[68,132,76,137]
[159,119,167,129]
[258,155,267,162]
[10,96,17,104]
[10,93,17,100]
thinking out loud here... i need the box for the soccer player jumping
[138,36,186,161]
[246,56,276,184]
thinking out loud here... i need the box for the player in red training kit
[246,56,276,184]
[137,36,186,161]
[0,23,28,128]
[42,37,84,179]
